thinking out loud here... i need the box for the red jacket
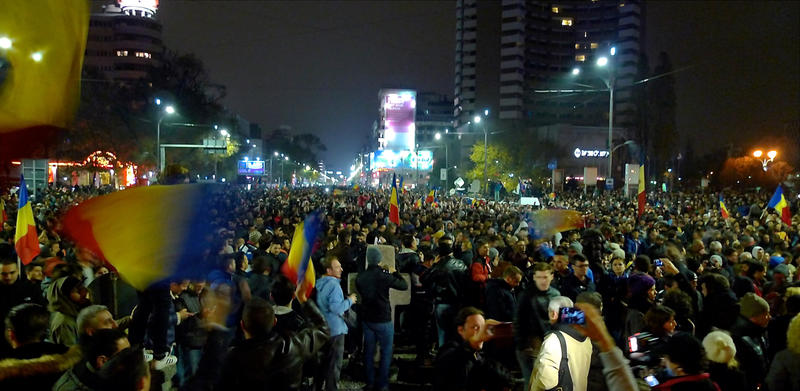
[470,256,492,284]
[653,373,720,391]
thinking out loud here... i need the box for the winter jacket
[315,275,352,337]
[176,290,207,349]
[217,301,329,391]
[766,349,800,391]
[513,285,560,349]
[730,316,769,390]
[484,279,516,322]
[559,273,596,302]
[707,362,748,391]
[434,339,515,391]
[0,342,69,391]
[421,255,468,305]
[696,290,739,336]
[652,373,720,391]
[52,361,102,391]
[46,277,82,347]
[356,264,408,323]
[396,248,421,274]
[0,279,45,353]
[247,273,274,303]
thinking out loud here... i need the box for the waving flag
[389,174,400,225]
[281,210,323,298]
[524,209,585,239]
[425,190,435,204]
[767,185,792,225]
[353,184,360,190]
[637,154,646,217]
[14,175,40,265]
[61,185,217,289]
[0,0,89,158]
[414,196,423,209]
[719,194,730,220]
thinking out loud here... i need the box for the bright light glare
[220,129,229,137]
[596,57,608,66]
[753,150,763,158]
[31,52,43,62]
[155,98,161,105]
[484,109,489,116]
[274,151,279,156]
[767,150,777,159]
[571,67,580,75]
[610,47,616,56]
[473,115,481,123]
[435,132,441,140]
[165,105,175,114]
[0,37,11,49]
[284,156,289,161]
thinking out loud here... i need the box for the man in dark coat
[484,266,523,322]
[730,293,771,391]
[514,262,560,386]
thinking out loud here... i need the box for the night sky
[157,1,799,169]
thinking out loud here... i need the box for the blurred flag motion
[0,0,89,158]
[281,210,323,298]
[60,184,218,290]
[15,175,40,265]
[524,209,585,239]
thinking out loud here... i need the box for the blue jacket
[315,276,352,337]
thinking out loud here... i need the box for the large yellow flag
[0,0,89,133]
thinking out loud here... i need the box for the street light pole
[483,125,488,195]
[155,105,175,174]
[607,79,614,182]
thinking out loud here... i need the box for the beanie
[628,273,655,297]
[739,292,769,318]
[769,256,784,269]
[702,331,737,364]
[709,255,723,268]
[366,246,383,266]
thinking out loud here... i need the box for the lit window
[552,6,559,13]
[135,51,152,58]
[584,32,588,38]
[116,50,128,57]
[590,42,598,49]
[619,3,625,7]
[561,18,573,26]
[575,43,581,49]
[575,55,585,62]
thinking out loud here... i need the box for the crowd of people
[1,182,799,391]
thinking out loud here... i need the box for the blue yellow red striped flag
[281,210,323,297]
[719,194,730,220]
[61,184,217,289]
[389,174,400,225]
[14,175,40,265]
[767,185,792,225]
[425,190,435,204]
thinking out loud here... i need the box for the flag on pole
[281,210,323,298]
[637,154,646,217]
[719,194,730,220]
[389,173,400,225]
[14,175,40,265]
[767,185,792,225]
[425,190,435,204]
[414,196,423,209]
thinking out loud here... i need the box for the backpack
[545,331,573,391]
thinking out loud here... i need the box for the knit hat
[739,292,769,318]
[769,256,784,269]
[709,255,723,268]
[366,246,383,266]
[628,273,655,297]
[751,246,764,259]
[773,263,790,277]
[702,331,737,364]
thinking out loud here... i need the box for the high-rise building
[454,0,644,129]
[84,1,164,83]
[416,92,454,144]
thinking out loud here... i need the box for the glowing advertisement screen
[237,160,265,175]
[381,90,416,151]
[371,150,432,170]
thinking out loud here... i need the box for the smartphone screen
[654,259,664,267]
[558,307,585,325]
[628,336,639,352]
[645,375,659,387]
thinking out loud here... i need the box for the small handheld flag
[767,185,792,225]
[389,174,400,225]
[719,194,730,220]
[281,210,323,298]
[425,190,435,204]
[14,175,40,265]
[637,154,646,217]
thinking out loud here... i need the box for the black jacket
[247,274,274,303]
[730,316,769,390]
[434,339,515,391]
[707,362,748,391]
[484,279,516,322]
[421,256,468,305]
[513,285,560,348]
[355,264,408,323]
[559,273,596,302]
[176,290,207,349]
[217,301,329,391]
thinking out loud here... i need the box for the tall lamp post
[473,112,489,195]
[155,103,176,174]
[573,46,616,182]
[435,131,449,192]
[753,150,777,171]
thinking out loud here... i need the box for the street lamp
[156,104,176,174]
[753,149,778,171]
[436,131,449,192]
[595,47,616,183]
[472,112,489,194]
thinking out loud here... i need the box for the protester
[315,255,357,391]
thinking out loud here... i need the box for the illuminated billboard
[237,160,265,175]
[380,89,416,151]
[370,150,432,171]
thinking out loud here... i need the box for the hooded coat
[47,277,83,347]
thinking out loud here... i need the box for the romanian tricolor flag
[425,190,435,204]
[414,196,423,209]
[767,185,792,225]
[399,176,405,193]
[432,198,440,208]
[389,174,400,225]
[61,184,217,290]
[719,194,730,220]
[14,175,40,265]
[0,0,89,159]
[637,154,646,217]
[281,210,323,297]
[524,209,585,239]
